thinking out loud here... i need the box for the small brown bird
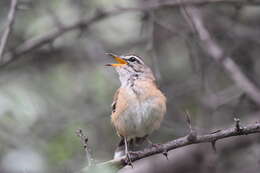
[106,53,166,163]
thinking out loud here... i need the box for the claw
[124,137,134,168]
[126,153,133,167]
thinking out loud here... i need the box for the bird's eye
[128,57,136,62]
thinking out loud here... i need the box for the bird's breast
[113,83,166,138]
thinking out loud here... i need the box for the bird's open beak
[105,53,127,67]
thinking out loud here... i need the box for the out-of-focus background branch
[0,0,260,173]
[181,5,260,105]
[0,0,18,61]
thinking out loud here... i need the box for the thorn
[234,117,243,133]
[210,129,221,134]
[162,149,168,160]
[211,140,217,153]
[75,128,94,166]
[184,110,192,132]
[146,140,168,160]
[76,128,89,147]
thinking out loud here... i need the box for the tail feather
[113,136,148,159]
[113,138,125,159]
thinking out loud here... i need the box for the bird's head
[105,53,155,86]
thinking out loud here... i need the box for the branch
[83,120,260,171]
[1,9,110,67]
[76,129,95,167]
[2,0,259,67]
[181,5,260,105]
[0,0,18,62]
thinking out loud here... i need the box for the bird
[105,53,166,164]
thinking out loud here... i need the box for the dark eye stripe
[127,56,143,64]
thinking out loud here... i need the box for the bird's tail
[113,139,125,159]
[113,137,147,159]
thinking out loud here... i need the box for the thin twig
[184,110,197,141]
[181,5,260,105]
[76,129,94,167]
[0,0,18,62]
[83,121,260,171]
[1,0,260,67]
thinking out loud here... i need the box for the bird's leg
[124,137,133,167]
[146,138,168,159]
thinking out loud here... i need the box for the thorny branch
[81,120,260,171]
[1,0,260,67]
[76,129,94,167]
[0,0,18,62]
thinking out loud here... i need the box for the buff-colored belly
[115,97,164,139]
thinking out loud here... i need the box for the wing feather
[111,88,120,113]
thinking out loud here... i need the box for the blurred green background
[0,0,260,173]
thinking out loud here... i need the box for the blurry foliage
[46,125,79,164]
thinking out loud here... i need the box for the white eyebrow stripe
[125,55,144,64]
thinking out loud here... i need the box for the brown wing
[111,88,120,114]
[111,88,130,137]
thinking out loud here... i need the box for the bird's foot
[125,152,133,168]
[124,151,141,167]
